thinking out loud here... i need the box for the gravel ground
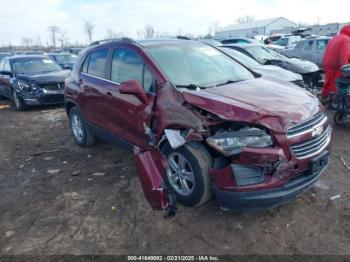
[0,98,349,256]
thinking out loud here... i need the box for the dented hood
[182,78,321,133]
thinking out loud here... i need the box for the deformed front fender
[133,147,176,217]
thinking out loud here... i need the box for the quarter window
[87,49,108,78]
[111,48,154,93]
[81,54,90,73]
[4,60,11,72]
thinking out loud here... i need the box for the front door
[103,47,156,148]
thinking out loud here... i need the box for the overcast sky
[0,0,349,46]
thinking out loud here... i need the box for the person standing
[321,25,350,104]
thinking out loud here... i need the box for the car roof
[88,38,203,50]
[8,55,50,61]
[48,52,72,55]
[222,43,262,48]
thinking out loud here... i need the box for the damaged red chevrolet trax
[65,38,331,215]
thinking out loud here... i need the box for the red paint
[322,25,350,96]
[65,39,332,211]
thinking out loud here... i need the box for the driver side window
[111,48,154,93]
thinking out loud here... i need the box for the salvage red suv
[65,38,331,215]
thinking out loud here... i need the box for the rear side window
[304,41,314,50]
[87,49,108,78]
[0,60,5,70]
[111,48,154,93]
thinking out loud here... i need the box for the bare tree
[33,35,42,47]
[235,15,255,24]
[106,28,118,38]
[83,21,95,44]
[58,30,68,48]
[21,37,33,49]
[144,24,155,38]
[47,26,60,48]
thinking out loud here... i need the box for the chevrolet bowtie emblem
[312,125,323,137]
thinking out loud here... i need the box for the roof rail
[90,37,136,46]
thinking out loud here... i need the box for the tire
[12,89,25,111]
[333,111,346,125]
[69,106,95,147]
[162,142,213,207]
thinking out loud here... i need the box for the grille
[287,112,327,138]
[291,127,331,159]
[40,82,64,91]
[42,94,64,104]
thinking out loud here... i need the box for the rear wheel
[162,142,213,207]
[69,107,95,147]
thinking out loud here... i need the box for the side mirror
[119,79,148,104]
[0,71,13,77]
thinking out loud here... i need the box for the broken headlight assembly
[17,80,38,92]
[207,127,273,156]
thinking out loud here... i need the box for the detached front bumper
[213,152,330,212]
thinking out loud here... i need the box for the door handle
[106,91,112,96]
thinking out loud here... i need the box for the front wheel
[162,142,213,207]
[13,89,25,110]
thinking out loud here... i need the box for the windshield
[146,42,254,88]
[275,38,289,46]
[220,47,260,68]
[12,57,62,74]
[54,54,77,64]
[245,46,284,64]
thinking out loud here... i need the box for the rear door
[79,49,110,129]
[103,47,156,148]
[302,40,314,61]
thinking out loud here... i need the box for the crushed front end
[207,112,331,211]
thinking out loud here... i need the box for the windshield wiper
[176,84,208,90]
[214,80,239,87]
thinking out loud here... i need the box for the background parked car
[282,37,330,69]
[223,44,322,88]
[0,52,12,62]
[221,37,262,45]
[268,35,303,50]
[48,52,78,70]
[219,46,306,87]
[0,55,70,110]
[264,34,285,44]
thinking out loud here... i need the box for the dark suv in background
[65,38,331,215]
[0,55,70,110]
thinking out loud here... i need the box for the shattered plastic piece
[164,129,186,149]
[111,206,116,212]
[43,157,54,161]
[5,231,15,238]
[92,172,106,176]
[330,194,341,200]
[339,156,350,172]
[72,170,80,176]
[46,169,61,174]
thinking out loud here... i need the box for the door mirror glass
[119,79,149,104]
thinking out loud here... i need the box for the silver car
[219,47,305,87]
[282,37,330,69]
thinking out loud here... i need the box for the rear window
[87,49,108,78]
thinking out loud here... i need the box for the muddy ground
[0,97,349,256]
